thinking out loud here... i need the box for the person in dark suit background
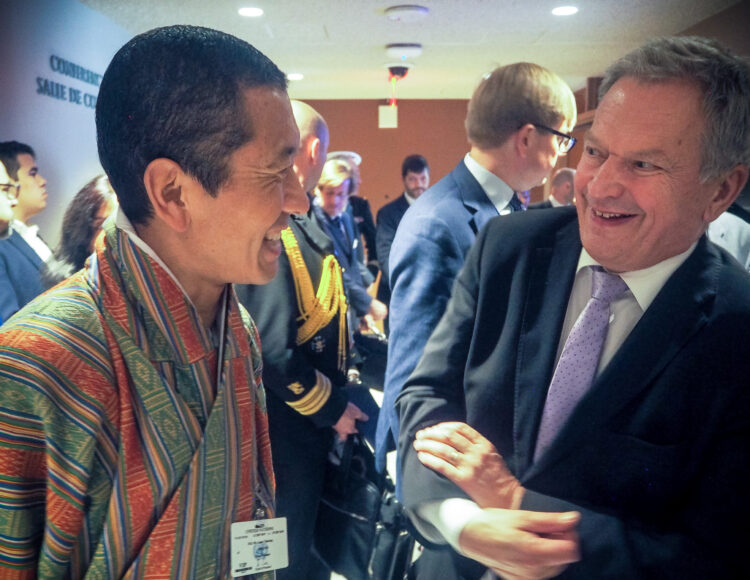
[314,158,388,325]
[376,62,577,477]
[398,36,750,579]
[0,141,51,321]
[236,101,370,579]
[328,151,379,269]
[528,166,575,209]
[375,153,430,304]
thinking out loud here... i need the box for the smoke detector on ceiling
[385,5,429,22]
[386,43,423,60]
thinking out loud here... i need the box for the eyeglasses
[0,182,20,200]
[533,124,577,154]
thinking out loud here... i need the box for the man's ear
[142,158,191,232]
[703,164,749,223]
[514,124,536,158]
[309,137,322,166]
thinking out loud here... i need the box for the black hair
[0,141,35,180]
[401,154,429,178]
[96,25,288,225]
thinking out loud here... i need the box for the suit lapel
[513,217,580,475]
[528,236,718,475]
[452,161,499,235]
[294,212,334,257]
[9,231,44,269]
[342,212,357,255]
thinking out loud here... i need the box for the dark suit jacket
[527,199,553,210]
[348,195,377,262]
[376,160,521,472]
[312,204,373,317]
[236,211,349,426]
[375,193,409,291]
[236,209,351,577]
[397,208,750,578]
[0,231,45,322]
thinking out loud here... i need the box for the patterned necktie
[534,266,628,461]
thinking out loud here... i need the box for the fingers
[516,510,581,535]
[346,402,368,422]
[460,509,581,574]
[416,422,494,453]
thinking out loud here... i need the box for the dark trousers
[267,391,333,579]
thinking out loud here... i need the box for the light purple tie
[534,267,628,461]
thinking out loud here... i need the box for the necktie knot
[591,267,628,304]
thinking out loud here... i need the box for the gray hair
[600,36,750,182]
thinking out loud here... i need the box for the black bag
[313,435,414,580]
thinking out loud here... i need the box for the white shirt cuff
[415,498,482,552]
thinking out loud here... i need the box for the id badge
[231,518,288,577]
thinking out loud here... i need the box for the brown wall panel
[304,99,469,218]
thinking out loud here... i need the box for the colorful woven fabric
[0,220,274,579]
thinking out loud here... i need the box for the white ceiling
[78,0,740,99]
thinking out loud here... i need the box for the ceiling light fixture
[287,73,304,81]
[551,6,579,16]
[238,7,264,18]
[385,5,429,22]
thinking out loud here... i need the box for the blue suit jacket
[0,231,45,322]
[376,159,518,472]
[398,208,750,578]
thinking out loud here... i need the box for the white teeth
[264,232,281,241]
[594,210,623,219]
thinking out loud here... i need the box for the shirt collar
[404,191,417,205]
[576,243,697,312]
[11,219,38,237]
[463,153,515,215]
[114,206,192,298]
[549,195,565,208]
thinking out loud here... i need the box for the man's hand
[332,402,369,441]
[459,509,580,580]
[367,299,388,321]
[414,422,524,509]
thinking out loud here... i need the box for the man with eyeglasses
[0,161,18,240]
[376,62,577,491]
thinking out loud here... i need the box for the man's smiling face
[576,77,728,272]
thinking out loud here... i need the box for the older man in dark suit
[398,36,750,579]
[376,62,577,476]
[528,167,575,209]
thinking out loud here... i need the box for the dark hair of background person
[41,175,116,288]
[0,141,36,181]
[401,154,429,178]
[96,25,288,226]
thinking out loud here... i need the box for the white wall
[0,0,131,247]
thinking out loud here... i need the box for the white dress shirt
[416,242,697,551]
[12,219,52,261]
